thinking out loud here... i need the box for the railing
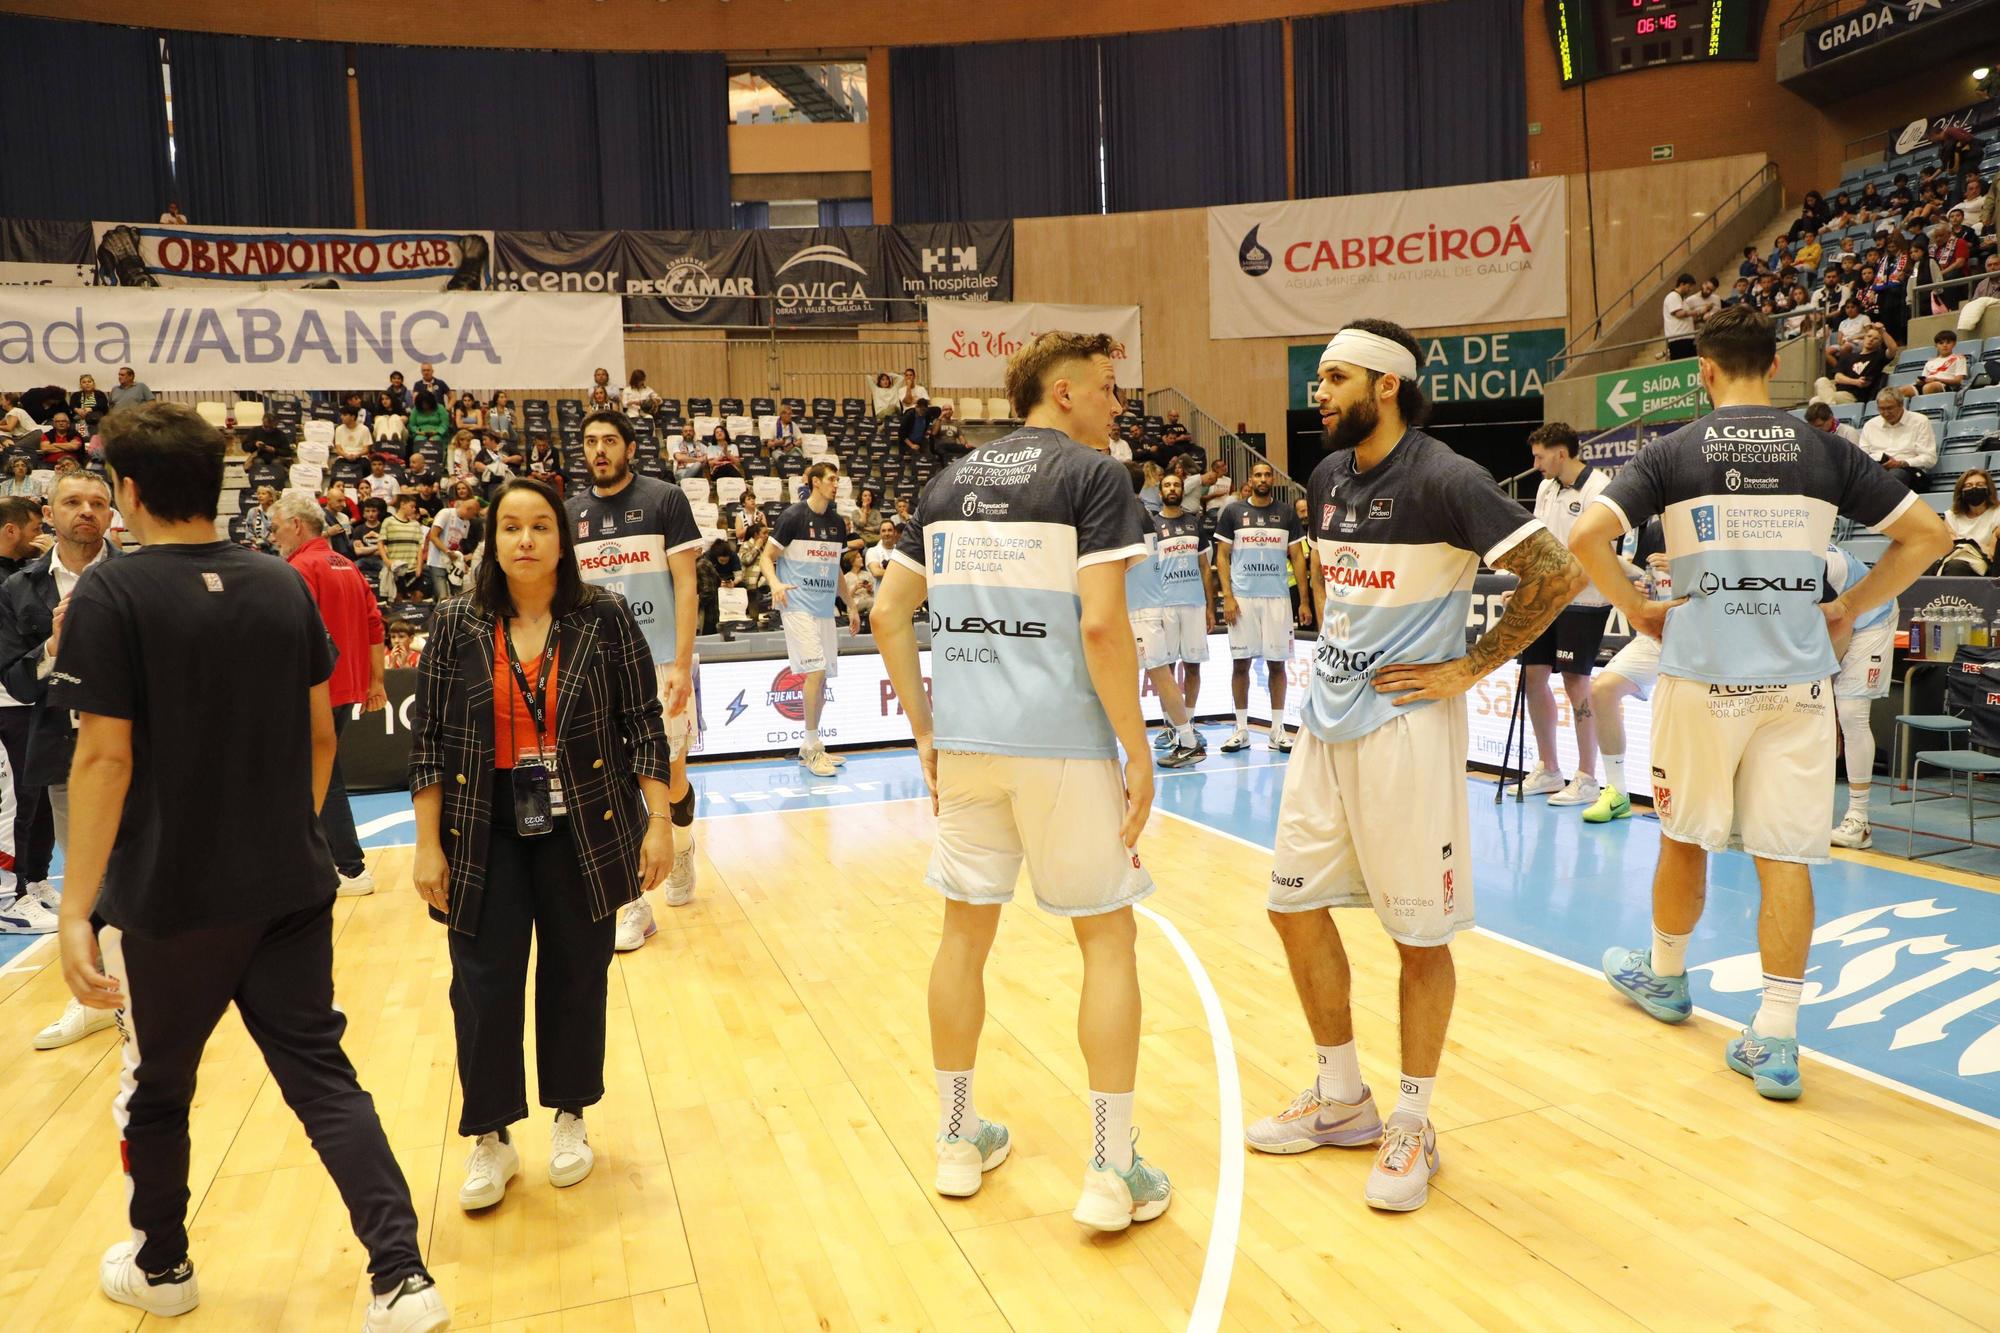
[1549,162,1781,380]
[1145,387,1306,506]
[1779,0,1860,38]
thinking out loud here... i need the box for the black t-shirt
[49,541,338,936]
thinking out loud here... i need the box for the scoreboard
[1547,0,1763,86]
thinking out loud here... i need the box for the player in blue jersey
[1148,469,1217,761]
[569,411,705,950]
[1570,305,1949,1100]
[1215,463,1308,753]
[1824,542,1899,848]
[1121,462,1203,768]
[760,462,859,778]
[1247,319,1585,1213]
[873,331,1173,1234]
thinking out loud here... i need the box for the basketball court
[4,737,1998,1331]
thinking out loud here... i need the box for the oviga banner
[1208,177,1568,340]
[926,300,1143,389]
[0,288,624,392]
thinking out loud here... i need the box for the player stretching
[1216,462,1308,752]
[762,463,855,778]
[1148,469,1218,764]
[1247,320,1584,1212]
[570,411,704,951]
[1572,305,1948,1100]
[874,332,1171,1232]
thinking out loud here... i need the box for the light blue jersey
[1124,496,1165,613]
[1594,407,1915,685]
[1216,498,1304,601]
[1825,543,1896,632]
[1154,510,1208,608]
[771,500,851,619]
[894,428,1146,760]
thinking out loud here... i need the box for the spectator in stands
[851,486,884,545]
[158,200,186,224]
[1794,232,1822,273]
[525,435,561,485]
[381,495,427,599]
[769,403,799,443]
[352,500,387,589]
[671,422,704,480]
[39,412,85,466]
[1906,330,1969,398]
[900,398,937,451]
[890,494,914,530]
[410,477,442,522]
[869,371,900,420]
[324,479,360,526]
[735,522,768,604]
[453,393,485,435]
[864,519,897,580]
[241,484,279,551]
[1927,219,1974,311]
[1813,323,1896,404]
[20,385,65,424]
[105,367,152,414]
[706,424,741,480]
[422,495,478,601]
[1942,469,2000,574]
[1933,122,1978,178]
[1958,253,2000,333]
[487,392,517,444]
[271,492,384,896]
[1804,401,1863,446]
[367,455,401,506]
[334,406,372,461]
[413,362,451,404]
[1858,389,1936,490]
[384,372,410,415]
[623,371,656,414]
[0,457,42,499]
[408,391,449,446]
[591,366,616,404]
[1662,273,1698,360]
[588,386,615,414]
[696,540,725,634]
[0,393,39,444]
[897,367,928,414]
[930,404,967,460]
[385,620,421,669]
[841,550,875,634]
[372,390,406,444]
[485,427,525,482]
[1960,175,1992,232]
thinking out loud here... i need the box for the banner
[0,219,94,287]
[759,227,887,325]
[927,300,1143,389]
[1288,327,1565,409]
[0,288,624,391]
[619,229,766,326]
[1885,96,2000,156]
[1807,0,1995,69]
[879,222,1014,306]
[489,230,630,295]
[89,221,492,289]
[1208,177,1568,340]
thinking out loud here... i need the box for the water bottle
[1974,613,1991,649]
[1909,614,1930,660]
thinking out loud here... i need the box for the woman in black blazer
[409,477,673,1215]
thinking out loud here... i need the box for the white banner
[0,288,624,392]
[90,221,490,290]
[927,300,1143,389]
[1208,178,1568,340]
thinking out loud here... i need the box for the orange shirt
[493,623,558,769]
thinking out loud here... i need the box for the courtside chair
[1908,717,2000,859]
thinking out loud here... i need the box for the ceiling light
[1976,66,1992,80]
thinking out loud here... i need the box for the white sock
[1392,1073,1435,1123]
[1847,784,1871,820]
[1754,974,1804,1039]
[1603,753,1627,794]
[1315,1042,1364,1103]
[804,727,819,752]
[1177,724,1197,747]
[1234,709,1248,732]
[1088,1090,1135,1172]
[1651,926,1693,977]
[936,1068,980,1139]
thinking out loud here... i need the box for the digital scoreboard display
[1547,0,1762,86]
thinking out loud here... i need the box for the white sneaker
[1363,1113,1440,1212]
[1270,730,1294,753]
[549,1111,594,1188]
[1218,728,1252,754]
[802,748,838,778]
[1546,775,1600,807]
[35,996,118,1050]
[458,1132,519,1211]
[1831,813,1873,849]
[614,896,656,952]
[337,868,376,897]
[823,749,847,767]
[363,1274,450,1333]
[99,1240,199,1317]
[0,893,57,934]
[1513,764,1566,797]
[26,880,57,911]
[664,845,696,907]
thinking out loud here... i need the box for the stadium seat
[1963,386,2000,414]
[687,397,714,418]
[985,397,1012,421]
[196,401,229,429]
[842,398,866,418]
[1895,349,1930,372]
[750,397,776,418]
[234,401,265,430]
[1887,370,1921,391]
[1833,403,1863,425]
[718,397,745,417]
[1910,392,1958,422]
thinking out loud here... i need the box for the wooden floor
[3,798,1999,1331]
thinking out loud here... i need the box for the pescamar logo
[1238,225,1273,277]
[634,256,756,315]
[1324,545,1396,597]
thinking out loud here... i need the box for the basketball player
[873,331,1172,1232]
[1123,463,1203,768]
[761,462,854,778]
[1148,469,1217,761]
[1517,422,1612,807]
[1216,462,1308,753]
[1572,305,1949,1100]
[569,411,703,953]
[1824,541,1898,849]
[1247,319,1585,1212]
[1580,516,1668,825]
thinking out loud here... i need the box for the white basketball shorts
[1228,594,1294,662]
[1833,623,1894,700]
[782,611,839,678]
[1602,632,1662,699]
[1648,674,1836,863]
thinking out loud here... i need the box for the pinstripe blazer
[409,589,670,935]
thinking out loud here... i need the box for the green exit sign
[1651,144,1675,161]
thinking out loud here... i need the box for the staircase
[1145,387,1306,504]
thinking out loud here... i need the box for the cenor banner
[1208,177,1568,340]
[489,230,631,294]
[878,222,1014,306]
[927,300,1143,389]
[89,221,492,290]
[0,288,624,391]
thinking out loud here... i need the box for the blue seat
[1963,385,2000,413]
[1911,391,1958,422]
[1908,748,2000,860]
[1833,402,1864,425]
[1961,338,1987,359]
[1895,348,1931,371]
[1887,370,1922,390]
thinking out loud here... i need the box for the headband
[1318,328,1418,382]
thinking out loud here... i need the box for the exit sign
[1651,143,1675,161]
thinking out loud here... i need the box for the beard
[1322,394,1380,452]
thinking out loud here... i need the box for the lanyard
[501,618,557,756]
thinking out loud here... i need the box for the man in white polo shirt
[1662,273,1698,361]
[1857,390,1936,492]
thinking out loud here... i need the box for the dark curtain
[732,201,770,230]
[0,16,170,221]
[1102,23,1285,212]
[818,198,873,227]
[590,52,731,229]
[891,39,1100,223]
[1295,0,1526,198]
[166,32,354,227]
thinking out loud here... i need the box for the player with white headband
[1246,318,1586,1212]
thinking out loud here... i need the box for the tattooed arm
[1372,527,1585,706]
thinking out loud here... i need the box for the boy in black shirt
[52,403,447,1332]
